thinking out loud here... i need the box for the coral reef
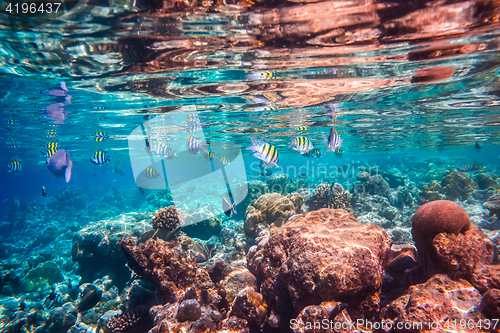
[480,289,500,319]
[266,174,289,193]
[286,192,304,214]
[327,183,351,211]
[101,310,152,333]
[244,193,295,238]
[24,261,64,292]
[227,287,267,329]
[247,208,391,329]
[306,182,330,210]
[152,206,184,231]
[411,200,471,277]
[307,182,352,212]
[72,213,152,289]
[418,180,445,205]
[382,274,486,330]
[483,194,500,218]
[221,267,258,303]
[474,172,499,190]
[355,172,391,198]
[441,169,474,201]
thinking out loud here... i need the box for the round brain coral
[411,200,471,261]
[152,206,184,231]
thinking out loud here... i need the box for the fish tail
[247,137,259,151]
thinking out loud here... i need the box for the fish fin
[65,151,72,183]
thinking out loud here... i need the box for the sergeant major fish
[6,160,21,173]
[246,138,279,167]
[90,151,111,166]
[290,136,314,154]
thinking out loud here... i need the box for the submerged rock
[244,193,295,238]
[247,208,391,328]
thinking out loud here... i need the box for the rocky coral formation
[483,194,500,218]
[221,267,258,303]
[307,182,352,212]
[418,180,445,205]
[382,274,486,331]
[410,200,471,278]
[72,213,152,289]
[441,169,474,201]
[480,289,500,320]
[474,172,499,190]
[152,205,184,231]
[244,193,295,238]
[286,192,304,214]
[247,208,391,329]
[355,172,391,198]
[226,287,268,329]
[266,174,289,193]
[119,238,223,332]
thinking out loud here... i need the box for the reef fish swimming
[77,289,102,313]
[326,128,343,152]
[222,197,237,217]
[246,138,279,167]
[6,160,22,173]
[144,167,161,179]
[46,149,73,183]
[457,165,483,172]
[290,136,314,154]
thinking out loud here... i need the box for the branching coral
[152,206,184,231]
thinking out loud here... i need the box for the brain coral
[244,193,295,238]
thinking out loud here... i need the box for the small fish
[290,136,314,154]
[205,152,216,161]
[41,147,58,158]
[334,148,343,157]
[326,128,342,152]
[247,138,279,167]
[90,151,111,165]
[41,186,47,197]
[46,142,58,149]
[6,160,22,173]
[247,71,276,80]
[153,142,176,159]
[252,106,278,112]
[5,118,17,125]
[92,131,109,141]
[295,127,308,132]
[113,165,123,174]
[222,197,237,217]
[187,136,208,154]
[46,149,73,183]
[304,149,322,158]
[187,114,202,133]
[220,156,230,165]
[325,104,340,123]
[259,160,273,176]
[144,167,161,179]
[457,165,483,172]
[475,141,482,151]
[77,289,102,313]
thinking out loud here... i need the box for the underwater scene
[1,0,500,332]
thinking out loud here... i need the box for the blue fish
[326,128,342,152]
[47,149,73,183]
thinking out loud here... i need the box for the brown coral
[418,180,445,205]
[327,183,352,211]
[102,310,152,333]
[152,206,184,231]
[441,169,474,201]
[244,193,295,238]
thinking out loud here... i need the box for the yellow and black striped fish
[334,148,343,157]
[90,151,110,165]
[144,167,161,179]
[43,147,58,158]
[291,136,313,154]
[6,160,21,173]
[46,142,58,149]
[247,71,276,80]
[252,106,278,112]
[220,156,230,165]
[204,152,216,161]
[93,131,109,142]
[246,138,279,167]
[295,127,308,132]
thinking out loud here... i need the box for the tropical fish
[41,186,47,197]
[247,71,276,80]
[246,138,279,167]
[113,165,123,174]
[290,136,314,154]
[457,165,483,172]
[475,141,482,151]
[222,197,237,217]
[90,151,111,165]
[152,142,176,159]
[304,149,322,158]
[92,131,109,141]
[252,106,278,112]
[220,156,230,165]
[325,104,340,123]
[77,289,102,313]
[334,148,343,158]
[326,128,342,151]
[6,160,21,173]
[187,136,208,154]
[259,160,273,176]
[41,147,58,158]
[144,167,161,179]
[46,149,73,183]
[5,118,17,125]
[46,142,58,149]
[295,127,308,132]
[187,114,202,133]
[205,152,216,161]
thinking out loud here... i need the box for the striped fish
[247,71,276,80]
[304,149,321,158]
[334,148,343,158]
[42,147,58,158]
[252,106,278,112]
[221,155,230,165]
[46,142,58,149]
[93,131,109,141]
[290,136,314,154]
[246,138,279,167]
[457,165,483,172]
[144,167,161,179]
[205,152,216,161]
[222,197,237,217]
[295,127,308,132]
[90,151,111,165]
[6,160,21,173]
[327,128,342,151]
[187,136,208,154]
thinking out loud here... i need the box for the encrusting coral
[244,193,295,238]
[152,205,184,231]
[307,182,352,212]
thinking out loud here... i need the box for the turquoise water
[1,1,500,332]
